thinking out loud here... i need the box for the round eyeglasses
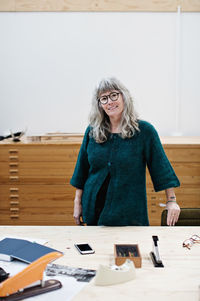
[183,234,200,249]
[98,92,120,105]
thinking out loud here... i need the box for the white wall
[0,12,200,136]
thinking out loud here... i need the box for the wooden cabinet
[0,142,80,225]
[0,137,200,225]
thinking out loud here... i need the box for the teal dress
[70,120,180,226]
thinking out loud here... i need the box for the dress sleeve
[144,123,180,192]
[70,126,90,189]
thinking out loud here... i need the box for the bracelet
[166,200,177,203]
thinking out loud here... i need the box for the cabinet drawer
[164,148,200,162]
[0,148,18,161]
[0,184,76,225]
[0,211,75,225]
[0,145,80,162]
[0,184,75,205]
[0,162,75,184]
[146,163,200,187]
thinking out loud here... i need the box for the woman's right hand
[73,199,82,225]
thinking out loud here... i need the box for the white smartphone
[74,243,95,255]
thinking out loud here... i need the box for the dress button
[108,162,111,167]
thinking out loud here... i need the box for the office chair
[161,208,200,226]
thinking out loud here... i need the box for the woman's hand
[166,201,180,226]
[73,199,82,225]
[165,188,180,226]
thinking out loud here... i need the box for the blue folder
[0,238,62,263]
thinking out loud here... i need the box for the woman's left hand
[166,202,180,226]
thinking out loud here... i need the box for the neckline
[110,133,120,137]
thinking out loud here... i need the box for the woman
[70,77,180,226]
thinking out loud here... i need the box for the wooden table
[0,226,200,301]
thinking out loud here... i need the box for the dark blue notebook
[0,238,62,263]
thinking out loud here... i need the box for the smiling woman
[70,77,180,227]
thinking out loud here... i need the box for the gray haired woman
[70,77,180,226]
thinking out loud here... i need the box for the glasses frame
[183,234,200,249]
[98,91,120,105]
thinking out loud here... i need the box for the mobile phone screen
[77,244,93,251]
[75,243,95,254]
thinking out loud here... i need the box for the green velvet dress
[70,120,180,226]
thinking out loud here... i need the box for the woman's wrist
[166,196,176,204]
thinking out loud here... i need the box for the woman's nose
[107,97,113,104]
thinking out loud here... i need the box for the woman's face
[99,90,124,119]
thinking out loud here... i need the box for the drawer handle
[151,210,156,213]
[10,201,19,205]
[10,194,19,198]
[9,156,18,160]
[10,188,19,192]
[9,176,19,181]
[10,169,19,174]
[9,163,18,167]
[10,214,19,219]
[9,149,18,153]
[10,208,19,212]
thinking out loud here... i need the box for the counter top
[0,226,199,301]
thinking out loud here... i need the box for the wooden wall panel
[0,0,200,12]
[0,0,15,11]
[181,0,200,12]
[13,0,179,12]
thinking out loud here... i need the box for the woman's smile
[107,104,118,111]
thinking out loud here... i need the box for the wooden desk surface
[0,226,200,301]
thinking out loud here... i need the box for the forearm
[74,189,83,203]
[73,189,83,225]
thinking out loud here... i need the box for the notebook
[0,238,62,263]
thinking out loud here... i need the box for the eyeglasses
[98,92,120,105]
[183,234,200,249]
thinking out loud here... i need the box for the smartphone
[74,243,95,255]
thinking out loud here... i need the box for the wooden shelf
[1,0,200,12]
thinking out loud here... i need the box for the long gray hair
[89,77,139,143]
